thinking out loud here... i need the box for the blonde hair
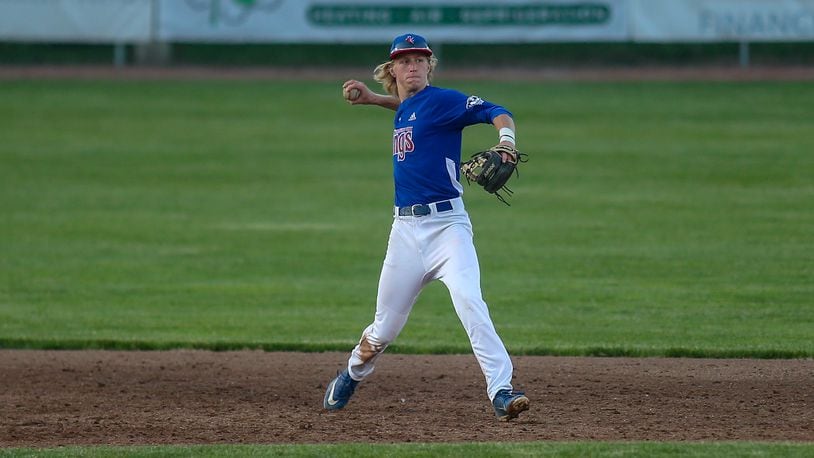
[373,55,439,98]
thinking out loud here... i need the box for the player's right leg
[323,219,427,410]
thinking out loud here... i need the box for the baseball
[345,87,361,101]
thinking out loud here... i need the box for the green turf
[2,441,813,457]
[1,79,812,357]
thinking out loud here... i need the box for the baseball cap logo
[389,33,433,59]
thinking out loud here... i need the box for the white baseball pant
[345,197,515,401]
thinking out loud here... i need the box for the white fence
[1,0,813,44]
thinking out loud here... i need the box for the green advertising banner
[157,0,628,42]
[307,4,612,27]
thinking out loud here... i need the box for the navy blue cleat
[323,369,359,410]
[492,389,529,421]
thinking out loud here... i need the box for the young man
[323,33,529,421]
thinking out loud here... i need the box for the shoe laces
[496,390,525,404]
[499,389,525,397]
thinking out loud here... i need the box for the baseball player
[323,33,529,421]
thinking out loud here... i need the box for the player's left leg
[430,214,529,419]
[424,212,515,402]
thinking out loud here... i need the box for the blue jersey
[391,86,511,207]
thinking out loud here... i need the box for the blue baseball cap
[389,33,433,59]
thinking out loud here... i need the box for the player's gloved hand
[461,144,528,205]
[493,143,519,163]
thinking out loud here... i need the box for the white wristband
[498,127,516,145]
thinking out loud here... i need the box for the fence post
[135,0,171,65]
[113,43,127,67]
[739,41,750,68]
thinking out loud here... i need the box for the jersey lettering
[392,126,415,161]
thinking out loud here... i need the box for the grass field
[1,78,812,456]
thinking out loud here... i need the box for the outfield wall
[1,0,813,44]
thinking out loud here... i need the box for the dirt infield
[1,64,812,448]
[1,350,812,447]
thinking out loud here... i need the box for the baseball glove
[461,144,528,205]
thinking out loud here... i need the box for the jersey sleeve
[433,89,512,129]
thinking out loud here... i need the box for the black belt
[397,200,453,217]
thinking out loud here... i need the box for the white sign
[0,0,152,42]
[632,0,814,42]
[2,0,813,44]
